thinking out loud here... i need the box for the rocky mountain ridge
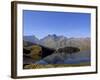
[23,34,90,50]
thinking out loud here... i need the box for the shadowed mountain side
[23,46,55,58]
[23,42,81,65]
[23,42,55,58]
[23,41,55,65]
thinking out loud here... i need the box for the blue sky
[23,10,91,39]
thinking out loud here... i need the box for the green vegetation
[29,45,42,60]
[24,45,42,61]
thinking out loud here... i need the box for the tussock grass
[24,62,90,69]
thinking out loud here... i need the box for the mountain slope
[40,34,90,51]
[23,35,40,44]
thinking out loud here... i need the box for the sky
[23,10,91,39]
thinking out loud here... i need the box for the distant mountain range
[23,35,40,44]
[23,34,90,50]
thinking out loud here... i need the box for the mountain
[40,34,67,49]
[23,35,91,68]
[23,34,90,51]
[23,40,55,65]
[23,35,40,44]
[23,40,55,58]
[23,40,34,47]
[40,34,90,51]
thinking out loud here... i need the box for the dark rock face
[23,46,55,58]
[23,44,55,66]
[56,47,80,54]
[23,48,30,54]
[41,47,55,58]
